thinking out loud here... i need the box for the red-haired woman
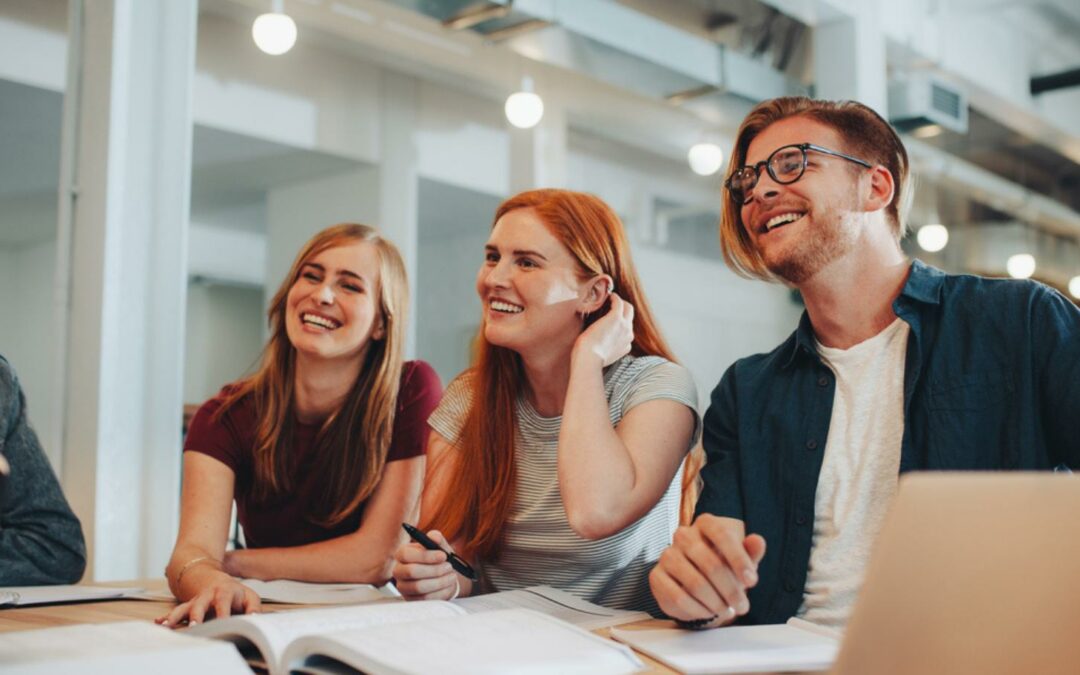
[393,189,699,613]
[160,224,441,626]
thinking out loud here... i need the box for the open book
[0,621,251,675]
[610,618,840,674]
[187,585,648,675]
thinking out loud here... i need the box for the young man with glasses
[649,97,1080,630]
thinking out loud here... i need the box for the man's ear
[864,165,895,214]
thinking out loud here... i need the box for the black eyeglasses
[724,143,872,202]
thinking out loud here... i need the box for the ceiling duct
[906,137,1080,239]
[949,222,1080,288]
[380,0,807,108]
[889,74,968,135]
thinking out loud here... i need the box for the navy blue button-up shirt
[695,260,1080,624]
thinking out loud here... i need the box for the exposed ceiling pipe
[1031,67,1080,95]
[906,137,1080,239]
[442,2,511,31]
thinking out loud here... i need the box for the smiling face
[476,208,590,358]
[739,116,867,284]
[285,240,385,366]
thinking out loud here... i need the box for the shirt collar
[780,259,945,369]
[897,258,945,306]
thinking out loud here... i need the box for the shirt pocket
[925,373,1017,468]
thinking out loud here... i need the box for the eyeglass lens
[730,145,806,198]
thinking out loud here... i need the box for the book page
[454,585,651,630]
[610,622,839,674]
[0,584,143,606]
[285,608,644,675]
[0,621,251,674]
[189,599,465,671]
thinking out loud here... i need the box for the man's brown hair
[720,97,912,280]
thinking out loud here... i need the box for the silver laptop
[833,473,1080,675]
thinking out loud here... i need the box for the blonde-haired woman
[393,189,699,613]
[161,224,441,626]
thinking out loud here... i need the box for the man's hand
[650,515,766,626]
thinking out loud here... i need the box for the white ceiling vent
[888,75,968,134]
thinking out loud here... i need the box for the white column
[813,2,887,114]
[378,72,421,358]
[58,0,197,580]
[508,95,568,194]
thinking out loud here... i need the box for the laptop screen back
[833,473,1080,675]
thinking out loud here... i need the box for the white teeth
[490,300,524,314]
[765,212,805,230]
[302,313,340,329]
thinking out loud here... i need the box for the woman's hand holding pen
[392,530,472,601]
[573,292,634,369]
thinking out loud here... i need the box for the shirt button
[817,376,828,387]
[784,581,796,592]
[796,514,808,525]
[806,439,818,450]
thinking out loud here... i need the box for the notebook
[611,617,839,673]
[833,472,1080,675]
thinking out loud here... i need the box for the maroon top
[184,360,442,548]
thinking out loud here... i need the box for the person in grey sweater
[0,354,86,585]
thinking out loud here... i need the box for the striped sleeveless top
[428,354,700,614]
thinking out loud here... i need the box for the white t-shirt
[797,317,909,629]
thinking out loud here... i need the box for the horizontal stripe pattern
[429,355,700,614]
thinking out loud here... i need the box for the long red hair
[426,189,679,559]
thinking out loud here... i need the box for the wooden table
[0,580,683,673]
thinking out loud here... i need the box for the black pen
[402,523,478,582]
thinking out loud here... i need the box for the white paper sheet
[239,578,401,604]
[610,620,839,674]
[0,621,250,675]
[454,585,651,631]
[0,585,143,606]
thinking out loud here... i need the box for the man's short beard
[764,211,859,284]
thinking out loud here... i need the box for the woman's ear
[582,274,614,313]
[371,316,387,341]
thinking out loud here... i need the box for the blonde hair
[217,223,408,526]
[720,97,912,280]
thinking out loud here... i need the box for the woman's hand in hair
[392,530,472,601]
[574,292,634,368]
